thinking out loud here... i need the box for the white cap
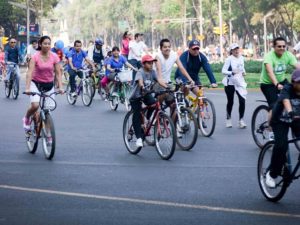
[230,43,239,51]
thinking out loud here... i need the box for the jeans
[269,121,300,178]
[128,59,142,84]
[224,85,245,120]
[130,94,156,139]
[6,64,20,87]
[68,69,83,92]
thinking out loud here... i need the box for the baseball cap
[229,43,239,51]
[291,69,300,83]
[188,40,200,49]
[142,55,157,64]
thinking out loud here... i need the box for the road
[0,73,299,225]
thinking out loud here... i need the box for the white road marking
[0,184,299,219]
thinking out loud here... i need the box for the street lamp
[264,11,273,55]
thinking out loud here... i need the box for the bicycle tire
[81,80,93,106]
[198,98,216,137]
[154,113,176,160]
[41,114,56,160]
[12,77,19,100]
[251,105,269,149]
[89,77,96,98]
[175,107,198,151]
[123,110,142,154]
[26,119,38,154]
[66,83,77,105]
[4,81,11,98]
[292,132,300,152]
[257,141,288,202]
[109,95,119,111]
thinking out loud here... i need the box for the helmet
[95,38,104,45]
[55,40,64,49]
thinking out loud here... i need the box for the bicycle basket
[118,70,132,82]
[43,96,56,111]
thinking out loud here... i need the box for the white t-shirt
[128,41,147,61]
[27,45,37,56]
[156,50,177,82]
[294,42,300,52]
[221,55,246,86]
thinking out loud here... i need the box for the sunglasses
[10,42,16,44]
[144,61,154,65]
[191,48,200,51]
[276,45,286,48]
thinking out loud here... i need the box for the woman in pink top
[23,36,64,131]
[121,31,132,59]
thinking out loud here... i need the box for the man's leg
[68,69,77,93]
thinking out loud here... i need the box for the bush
[210,60,294,74]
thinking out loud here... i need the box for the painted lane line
[0,185,299,219]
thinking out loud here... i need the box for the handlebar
[23,91,64,97]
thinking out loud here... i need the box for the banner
[17,24,40,36]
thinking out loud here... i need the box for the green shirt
[260,50,297,84]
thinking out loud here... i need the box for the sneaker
[71,92,77,98]
[265,171,276,188]
[47,137,53,146]
[202,121,207,129]
[136,138,143,148]
[268,132,274,141]
[22,117,31,131]
[239,119,247,129]
[226,119,232,128]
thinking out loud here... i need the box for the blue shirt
[5,46,22,64]
[67,48,87,69]
[104,57,111,76]
[108,55,127,70]
[175,51,216,85]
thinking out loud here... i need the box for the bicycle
[23,91,61,160]
[4,62,19,99]
[89,67,106,100]
[170,80,198,151]
[123,89,176,160]
[108,69,132,111]
[186,85,216,137]
[66,68,93,106]
[251,100,270,149]
[258,135,300,202]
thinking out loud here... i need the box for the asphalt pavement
[0,71,299,225]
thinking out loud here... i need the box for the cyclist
[100,50,113,100]
[26,40,38,63]
[4,38,23,85]
[265,69,300,188]
[130,54,168,147]
[0,47,4,81]
[222,43,247,128]
[87,38,106,67]
[121,31,132,59]
[175,39,218,96]
[67,40,95,97]
[260,37,299,138]
[23,36,64,131]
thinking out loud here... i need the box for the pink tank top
[32,51,60,83]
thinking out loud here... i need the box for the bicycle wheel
[25,119,38,154]
[175,107,198,151]
[292,132,300,152]
[123,110,142,154]
[41,114,56,160]
[66,83,77,105]
[198,98,216,137]
[109,94,119,111]
[251,105,270,149]
[4,81,11,98]
[257,141,288,202]
[154,113,176,160]
[81,80,93,106]
[98,84,106,100]
[12,78,19,100]
[89,77,96,98]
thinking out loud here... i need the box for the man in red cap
[129,54,168,148]
[265,69,300,188]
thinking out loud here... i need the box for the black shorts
[260,79,288,110]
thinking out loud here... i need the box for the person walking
[222,43,247,128]
[121,31,132,59]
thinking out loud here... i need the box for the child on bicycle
[130,54,168,147]
[266,69,300,188]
